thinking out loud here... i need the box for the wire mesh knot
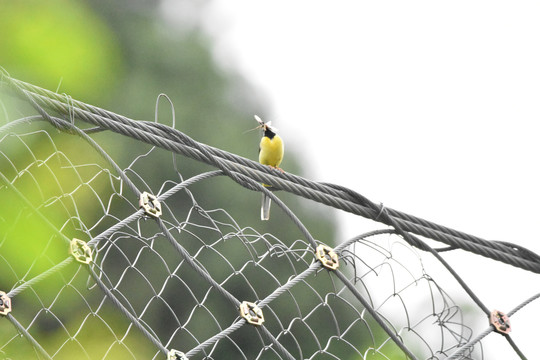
[490,310,511,335]
[0,291,12,316]
[139,191,162,218]
[69,239,93,265]
[315,244,339,270]
[239,301,265,326]
[167,349,188,360]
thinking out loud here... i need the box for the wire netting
[1,73,539,359]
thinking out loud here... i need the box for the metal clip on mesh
[239,301,265,326]
[0,291,12,316]
[490,310,511,335]
[139,191,162,218]
[167,349,188,360]
[315,244,339,270]
[69,238,93,264]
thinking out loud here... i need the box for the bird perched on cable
[254,115,284,220]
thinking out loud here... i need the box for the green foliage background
[0,0,403,359]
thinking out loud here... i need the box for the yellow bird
[255,115,284,220]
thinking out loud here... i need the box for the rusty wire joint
[0,291,11,316]
[167,349,188,360]
[490,310,511,335]
[239,301,264,326]
[315,244,339,270]
[69,238,93,265]
[139,191,162,218]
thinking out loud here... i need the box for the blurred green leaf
[0,0,122,102]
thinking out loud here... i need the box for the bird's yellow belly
[259,136,283,167]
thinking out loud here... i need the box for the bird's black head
[264,126,276,139]
[254,115,278,139]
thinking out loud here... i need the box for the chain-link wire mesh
[1,73,539,359]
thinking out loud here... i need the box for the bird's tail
[261,193,272,220]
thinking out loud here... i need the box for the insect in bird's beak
[252,115,278,133]
[243,115,273,134]
[254,115,264,127]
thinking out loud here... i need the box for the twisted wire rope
[2,72,540,359]
[0,114,314,359]
[448,290,540,359]
[5,314,53,360]
[7,258,74,298]
[1,160,171,357]
[86,266,170,356]
[2,74,539,274]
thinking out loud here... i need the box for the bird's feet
[268,165,285,173]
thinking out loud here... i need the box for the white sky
[191,1,539,358]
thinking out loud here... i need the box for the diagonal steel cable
[3,72,540,359]
[2,74,539,274]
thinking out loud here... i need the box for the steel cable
[3,74,540,274]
